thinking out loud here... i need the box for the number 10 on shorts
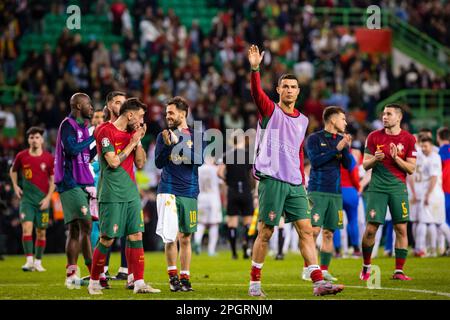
[190,210,197,223]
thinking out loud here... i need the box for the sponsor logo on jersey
[186,140,193,149]
[376,144,384,151]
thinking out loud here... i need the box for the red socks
[90,243,109,281]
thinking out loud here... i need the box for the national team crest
[397,143,405,155]
[81,206,88,216]
[369,209,376,218]
[102,138,110,147]
[40,163,47,172]
[313,213,320,223]
[268,211,276,221]
[113,224,118,234]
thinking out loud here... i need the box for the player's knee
[79,220,92,235]
[258,226,273,242]
[322,229,334,241]
[179,233,192,246]
[100,236,114,247]
[128,232,143,242]
[36,228,46,240]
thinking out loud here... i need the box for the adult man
[89,98,159,295]
[195,156,223,256]
[10,127,55,272]
[360,104,417,281]
[247,44,344,296]
[415,135,450,256]
[55,93,96,287]
[95,91,130,281]
[217,134,254,260]
[155,96,203,292]
[437,127,450,228]
[304,107,352,282]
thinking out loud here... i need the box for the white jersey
[415,151,446,224]
[197,163,222,224]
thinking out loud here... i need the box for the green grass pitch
[1,251,450,300]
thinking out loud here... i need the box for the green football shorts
[99,198,144,238]
[59,187,91,225]
[258,177,310,226]
[308,191,344,231]
[365,191,410,224]
[19,201,49,229]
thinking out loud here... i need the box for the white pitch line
[1,282,449,298]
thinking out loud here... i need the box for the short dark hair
[277,73,299,86]
[323,106,345,123]
[106,91,126,104]
[103,105,110,121]
[419,127,432,134]
[437,127,450,141]
[119,98,147,115]
[166,96,189,117]
[26,126,44,138]
[384,103,403,114]
[418,135,433,144]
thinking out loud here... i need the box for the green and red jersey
[96,122,139,203]
[364,128,417,193]
[12,149,54,204]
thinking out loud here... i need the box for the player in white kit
[415,136,450,257]
[194,156,223,256]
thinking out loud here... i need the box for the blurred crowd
[1,0,449,255]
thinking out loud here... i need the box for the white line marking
[1,282,449,298]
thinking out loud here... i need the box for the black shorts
[227,190,254,217]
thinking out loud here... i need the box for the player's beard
[167,118,181,130]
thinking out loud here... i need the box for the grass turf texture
[0,251,449,300]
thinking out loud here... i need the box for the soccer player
[304,106,352,282]
[247,44,344,296]
[437,127,450,229]
[9,127,55,272]
[217,133,254,260]
[155,96,204,292]
[95,91,130,281]
[89,97,160,295]
[85,108,110,288]
[335,144,362,258]
[55,93,97,287]
[195,156,223,256]
[360,104,417,281]
[415,135,450,256]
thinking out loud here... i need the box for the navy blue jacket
[155,128,204,199]
[306,130,352,194]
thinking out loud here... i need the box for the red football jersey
[12,149,54,194]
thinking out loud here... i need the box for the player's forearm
[134,145,147,169]
[341,147,352,169]
[362,155,377,171]
[155,142,172,169]
[250,71,274,118]
[394,157,415,175]
[65,135,95,156]
[108,141,138,169]
[9,169,19,187]
[425,177,437,198]
[46,176,56,199]
[308,149,340,168]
